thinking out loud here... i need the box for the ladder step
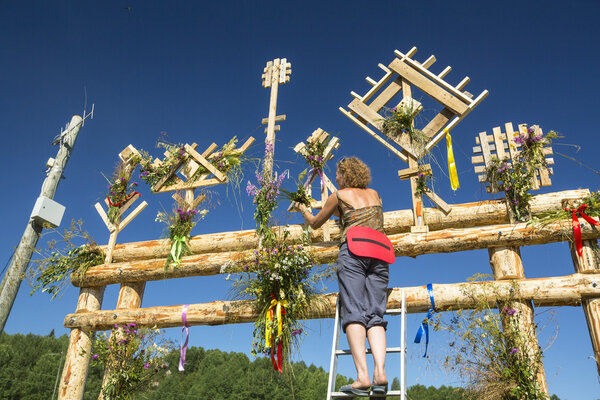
[331,390,402,397]
[335,347,403,355]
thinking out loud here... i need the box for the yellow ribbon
[265,298,288,347]
[445,128,460,190]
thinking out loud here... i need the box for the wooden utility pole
[0,115,84,333]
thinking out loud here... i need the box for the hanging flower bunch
[302,138,328,179]
[381,102,428,158]
[89,323,172,400]
[138,143,188,188]
[246,143,288,248]
[414,169,433,198]
[156,204,208,270]
[486,126,558,222]
[228,232,330,372]
[105,161,139,224]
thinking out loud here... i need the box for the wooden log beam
[101,189,590,263]
[74,218,600,287]
[64,273,600,331]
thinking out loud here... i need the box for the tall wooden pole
[0,115,83,333]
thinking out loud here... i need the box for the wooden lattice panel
[472,123,554,193]
[149,137,255,193]
[339,46,488,162]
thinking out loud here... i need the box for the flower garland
[156,204,208,270]
[381,103,428,158]
[89,323,172,400]
[302,138,328,181]
[414,169,432,198]
[105,161,140,224]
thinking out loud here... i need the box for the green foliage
[29,219,104,299]
[381,102,428,159]
[280,169,313,207]
[434,275,552,400]
[415,168,433,198]
[88,324,172,400]
[104,160,140,224]
[228,230,333,364]
[301,137,328,172]
[0,333,563,400]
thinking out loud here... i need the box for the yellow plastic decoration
[265,298,288,346]
[445,128,460,190]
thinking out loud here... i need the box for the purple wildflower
[509,348,519,355]
[92,354,99,360]
[503,307,517,315]
[144,362,150,370]
[291,329,303,336]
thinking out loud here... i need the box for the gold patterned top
[336,191,384,243]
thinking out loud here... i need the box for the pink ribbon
[178,304,190,371]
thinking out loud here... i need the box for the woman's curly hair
[336,157,371,188]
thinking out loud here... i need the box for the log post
[570,239,600,375]
[488,246,548,394]
[58,286,105,400]
[98,281,146,399]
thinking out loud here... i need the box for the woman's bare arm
[296,192,339,229]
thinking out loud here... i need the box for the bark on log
[73,219,600,287]
[571,240,600,375]
[65,273,600,331]
[101,189,589,263]
[58,287,105,400]
[488,246,548,393]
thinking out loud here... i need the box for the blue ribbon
[414,283,436,357]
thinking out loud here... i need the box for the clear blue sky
[1,1,600,398]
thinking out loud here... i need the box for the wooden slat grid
[151,137,255,193]
[472,123,554,193]
[340,46,488,161]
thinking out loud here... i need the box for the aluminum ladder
[326,289,407,399]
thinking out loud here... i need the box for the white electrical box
[30,196,65,228]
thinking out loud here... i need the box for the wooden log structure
[73,216,600,287]
[99,189,589,264]
[64,272,600,331]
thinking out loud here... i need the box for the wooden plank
[154,178,224,192]
[423,189,451,214]
[421,107,455,138]
[119,201,148,231]
[393,49,473,105]
[365,77,377,86]
[504,122,519,162]
[421,55,436,69]
[389,58,468,114]
[397,164,431,180]
[369,76,404,112]
[438,66,451,78]
[478,131,493,166]
[455,76,470,90]
[348,98,385,129]
[185,144,226,182]
[359,66,395,104]
[94,202,112,231]
[492,126,507,161]
[472,155,484,164]
[339,107,409,163]
[153,143,198,191]
[261,115,286,125]
[233,136,255,154]
[425,90,489,152]
[118,192,141,215]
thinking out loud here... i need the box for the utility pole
[0,115,84,333]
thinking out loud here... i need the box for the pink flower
[144,362,150,370]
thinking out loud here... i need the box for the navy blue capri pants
[337,242,389,333]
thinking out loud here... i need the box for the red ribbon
[106,191,140,208]
[268,297,285,373]
[565,204,600,256]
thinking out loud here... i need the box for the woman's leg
[346,323,371,388]
[367,326,388,385]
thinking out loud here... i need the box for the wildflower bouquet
[29,220,104,299]
[228,232,330,372]
[279,169,313,207]
[302,138,328,179]
[381,102,428,158]
[485,126,558,222]
[435,277,549,400]
[246,167,288,248]
[156,204,208,270]
[105,162,140,224]
[89,324,172,400]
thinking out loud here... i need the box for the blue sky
[1,1,600,398]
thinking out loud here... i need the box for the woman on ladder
[294,156,392,397]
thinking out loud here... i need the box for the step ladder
[326,290,407,399]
